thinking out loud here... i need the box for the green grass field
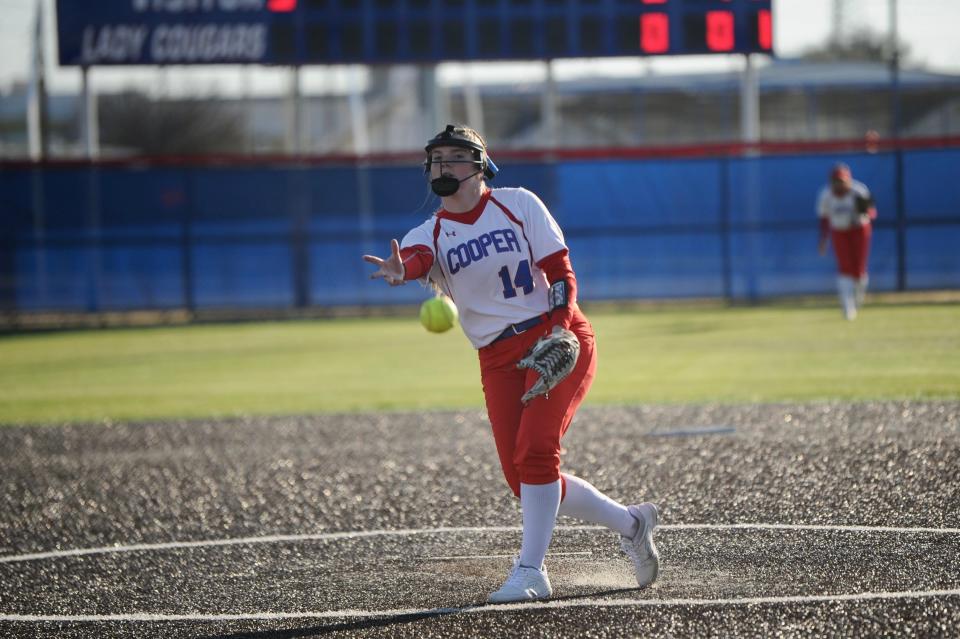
[1,302,958,425]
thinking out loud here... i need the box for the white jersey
[817,180,873,231]
[401,187,567,349]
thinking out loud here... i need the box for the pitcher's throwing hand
[362,239,405,286]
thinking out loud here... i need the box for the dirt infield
[1,401,958,637]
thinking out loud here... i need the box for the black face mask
[430,170,482,197]
[430,176,462,197]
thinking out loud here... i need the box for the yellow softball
[419,296,458,333]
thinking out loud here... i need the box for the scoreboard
[57,0,773,67]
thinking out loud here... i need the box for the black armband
[548,280,569,312]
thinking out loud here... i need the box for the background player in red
[363,125,659,603]
[817,163,877,320]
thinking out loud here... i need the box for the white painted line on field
[0,526,596,564]
[3,589,960,624]
[2,523,959,624]
[3,523,960,565]
[427,551,593,561]
[670,523,960,535]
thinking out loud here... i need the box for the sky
[0,0,958,97]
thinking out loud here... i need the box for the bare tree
[98,91,246,156]
[802,28,913,66]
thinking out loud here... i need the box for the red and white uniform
[817,180,876,279]
[402,187,565,348]
[399,187,596,496]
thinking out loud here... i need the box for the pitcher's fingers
[362,255,384,265]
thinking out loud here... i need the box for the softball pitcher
[363,125,659,603]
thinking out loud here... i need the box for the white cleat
[488,560,552,604]
[620,502,660,588]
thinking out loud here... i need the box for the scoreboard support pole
[739,53,759,146]
[464,64,485,137]
[80,66,99,159]
[738,53,762,300]
[419,65,443,145]
[348,66,370,155]
[285,66,303,154]
[889,0,906,292]
[27,0,49,161]
[542,60,559,151]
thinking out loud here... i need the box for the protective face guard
[423,125,499,180]
[424,156,488,197]
[423,158,485,172]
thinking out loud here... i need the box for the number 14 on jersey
[499,259,534,298]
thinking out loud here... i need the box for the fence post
[180,168,195,315]
[719,156,732,301]
[0,192,13,315]
[291,166,311,308]
[894,147,906,291]
[84,162,102,313]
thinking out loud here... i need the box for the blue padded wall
[4,147,958,312]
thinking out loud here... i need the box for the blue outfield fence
[1,143,959,314]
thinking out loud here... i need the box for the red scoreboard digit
[641,13,670,54]
[267,0,296,12]
[637,0,772,57]
[757,9,773,51]
[706,11,735,52]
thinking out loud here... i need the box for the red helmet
[830,163,852,181]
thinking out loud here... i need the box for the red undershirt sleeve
[537,248,577,330]
[399,245,435,280]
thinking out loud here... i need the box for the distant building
[1,59,958,158]
[446,60,960,149]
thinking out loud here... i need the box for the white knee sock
[837,275,857,319]
[855,275,869,307]
[518,480,561,570]
[557,473,637,538]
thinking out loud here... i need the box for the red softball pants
[831,223,872,279]
[478,306,597,498]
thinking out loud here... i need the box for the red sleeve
[819,217,830,242]
[536,248,577,330]
[400,244,435,280]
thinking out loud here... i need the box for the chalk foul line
[2,523,959,623]
[3,590,960,623]
[3,523,959,565]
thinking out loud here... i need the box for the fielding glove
[517,325,581,404]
